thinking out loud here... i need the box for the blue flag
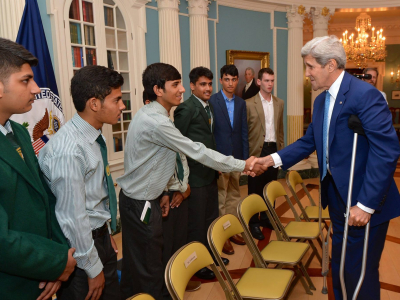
[12,0,64,153]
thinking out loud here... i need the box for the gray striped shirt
[117,101,245,200]
[38,113,110,279]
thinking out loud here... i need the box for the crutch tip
[321,287,328,294]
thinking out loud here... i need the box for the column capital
[310,7,334,32]
[187,0,210,17]
[286,5,306,29]
[156,0,180,10]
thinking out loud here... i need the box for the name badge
[223,220,231,230]
[184,251,197,268]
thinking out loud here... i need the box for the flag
[10,0,64,151]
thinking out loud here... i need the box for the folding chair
[208,214,294,300]
[286,170,330,223]
[127,293,155,300]
[264,181,323,269]
[237,194,316,294]
[165,241,232,300]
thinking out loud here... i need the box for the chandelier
[340,13,386,68]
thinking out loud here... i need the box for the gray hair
[301,35,346,69]
[245,67,255,75]
[363,67,378,76]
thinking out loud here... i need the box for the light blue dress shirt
[221,90,235,128]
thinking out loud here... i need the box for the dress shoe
[250,225,265,240]
[185,281,201,291]
[230,234,246,245]
[259,219,275,230]
[222,239,234,255]
[213,257,229,266]
[195,267,215,280]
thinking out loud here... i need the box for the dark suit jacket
[278,72,400,227]
[174,95,217,187]
[209,90,249,160]
[242,78,260,100]
[0,121,68,300]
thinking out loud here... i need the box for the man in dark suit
[0,38,76,300]
[242,67,259,100]
[209,64,249,254]
[174,66,229,280]
[257,35,400,300]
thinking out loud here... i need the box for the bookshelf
[68,0,134,158]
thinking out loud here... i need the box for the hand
[243,157,268,177]
[58,248,77,281]
[249,155,275,172]
[160,195,170,217]
[85,271,105,300]
[181,184,191,199]
[36,281,62,300]
[110,234,118,254]
[170,192,184,208]
[243,156,257,175]
[348,205,371,226]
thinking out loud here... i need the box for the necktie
[175,152,184,183]
[205,105,212,131]
[321,91,330,180]
[6,132,24,160]
[96,135,117,231]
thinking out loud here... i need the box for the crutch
[319,184,332,294]
[339,115,370,300]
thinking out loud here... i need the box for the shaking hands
[243,155,276,177]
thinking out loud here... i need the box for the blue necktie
[321,91,330,180]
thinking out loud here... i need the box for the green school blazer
[0,121,68,300]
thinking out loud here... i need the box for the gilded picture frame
[226,50,270,97]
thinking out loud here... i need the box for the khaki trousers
[217,171,241,217]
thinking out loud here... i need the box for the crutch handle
[348,115,366,136]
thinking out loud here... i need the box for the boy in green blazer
[0,38,76,300]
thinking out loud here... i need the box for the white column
[0,0,25,40]
[286,5,306,146]
[187,0,210,69]
[310,7,334,113]
[157,0,182,74]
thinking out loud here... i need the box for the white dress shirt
[260,92,276,142]
[271,71,374,214]
[245,79,253,92]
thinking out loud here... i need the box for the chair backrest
[165,242,214,299]
[239,193,269,225]
[286,171,317,213]
[208,214,245,300]
[127,293,155,300]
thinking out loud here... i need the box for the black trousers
[187,178,219,253]
[119,191,164,300]
[56,226,120,300]
[162,198,189,300]
[248,142,278,226]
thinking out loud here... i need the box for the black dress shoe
[250,225,265,240]
[259,219,275,230]
[195,267,215,280]
[213,257,229,266]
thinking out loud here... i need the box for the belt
[92,222,108,239]
[264,142,276,147]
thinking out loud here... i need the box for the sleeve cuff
[107,221,112,235]
[270,153,282,168]
[357,202,375,214]
[84,257,104,279]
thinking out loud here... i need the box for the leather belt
[264,142,276,147]
[92,222,108,239]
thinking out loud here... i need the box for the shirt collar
[71,113,102,144]
[149,100,169,117]
[328,70,345,100]
[0,120,13,136]
[193,94,209,108]
[221,90,235,102]
[259,92,273,103]
[246,79,253,87]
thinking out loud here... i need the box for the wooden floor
[114,176,400,300]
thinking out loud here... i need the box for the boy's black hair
[143,91,149,105]
[71,66,124,112]
[142,63,181,101]
[189,67,213,84]
[220,64,238,79]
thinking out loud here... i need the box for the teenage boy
[39,66,125,300]
[174,66,228,280]
[209,64,249,255]
[117,62,265,300]
[0,38,76,300]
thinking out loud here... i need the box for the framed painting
[392,90,400,100]
[226,50,270,97]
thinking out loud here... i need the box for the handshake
[243,155,275,177]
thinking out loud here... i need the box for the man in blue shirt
[209,65,249,255]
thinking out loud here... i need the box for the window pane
[122,112,132,121]
[123,120,131,131]
[117,31,127,50]
[69,0,80,20]
[122,93,131,110]
[118,52,128,71]
[107,50,116,70]
[84,25,95,46]
[121,73,130,91]
[104,7,114,27]
[113,133,123,152]
[71,47,84,67]
[82,1,94,23]
[103,0,115,5]
[70,22,82,44]
[112,122,121,132]
[116,7,125,29]
[106,28,116,49]
[85,48,97,66]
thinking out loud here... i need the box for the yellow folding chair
[208,214,294,300]
[286,170,330,222]
[165,241,232,300]
[264,181,323,269]
[237,194,316,294]
[127,293,155,300]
